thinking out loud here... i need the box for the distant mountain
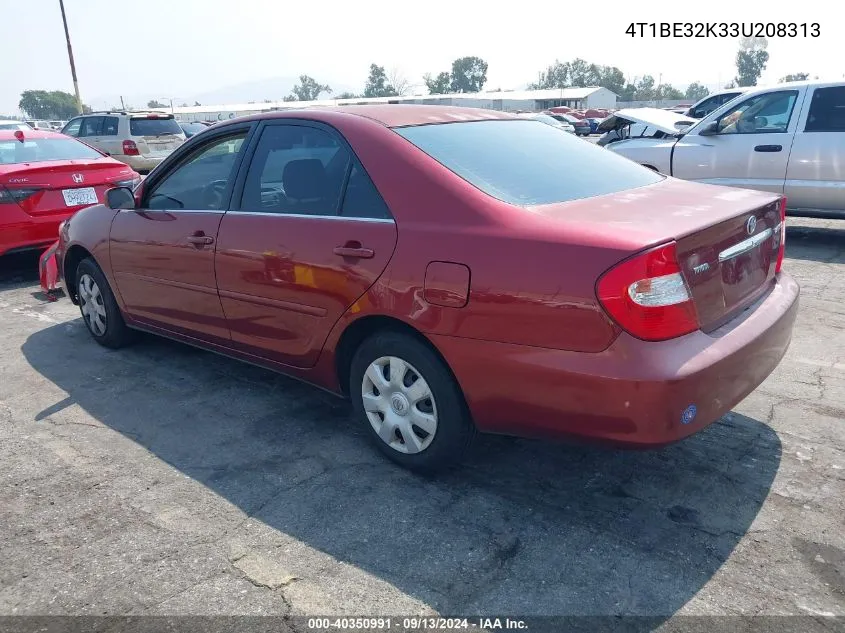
[89,75,357,110]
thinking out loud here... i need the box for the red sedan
[56,106,799,471]
[0,129,140,257]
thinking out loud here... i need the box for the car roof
[0,129,64,140]
[235,104,519,128]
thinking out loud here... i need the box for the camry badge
[746,216,757,235]
[72,173,84,184]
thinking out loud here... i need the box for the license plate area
[61,187,98,207]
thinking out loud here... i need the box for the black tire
[349,331,475,472]
[76,257,136,349]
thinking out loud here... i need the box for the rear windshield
[180,122,208,135]
[0,138,103,164]
[396,120,663,206]
[129,116,183,136]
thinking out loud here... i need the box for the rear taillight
[122,140,140,156]
[0,186,40,204]
[775,196,787,273]
[597,241,699,342]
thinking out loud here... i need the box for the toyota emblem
[746,216,757,235]
[72,173,84,184]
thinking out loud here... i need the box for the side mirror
[105,186,136,210]
[698,120,720,136]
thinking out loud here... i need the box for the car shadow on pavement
[785,224,845,263]
[22,323,781,620]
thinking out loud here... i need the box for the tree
[424,72,451,95]
[618,82,637,102]
[735,37,769,87]
[529,60,625,94]
[779,72,809,83]
[336,91,360,99]
[288,75,331,101]
[19,90,83,119]
[684,82,709,101]
[529,60,569,89]
[449,56,488,93]
[147,99,166,108]
[634,75,657,101]
[596,66,626,95]
[388,67,411,96]
[363,64,397,98]
[655,84,684,100]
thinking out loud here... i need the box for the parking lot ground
[0,219,844,628]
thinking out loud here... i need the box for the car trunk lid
[526,178,784,332]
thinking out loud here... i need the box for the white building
[169,87,617,123]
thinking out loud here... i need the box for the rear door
[77,116,106,154]
[672,89,803,194]
[109,125,252,343]
[96,116,122,157]
[215,121,397,368]
[784,84,845,216]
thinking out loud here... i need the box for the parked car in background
[597,108,696,148]
[0,120,31,132]
[549,112,591,136]
[518,112,575,133]
[57,105,797,471]
[0,128,139,257]
[607,81,845,218]
[49,120,67,130]
[685,88,748,118]
[61,111,187,174]
[179,121,212,138]
[25,120,55,132]
[585,117,604,134]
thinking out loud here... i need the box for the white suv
[61,111,186,174]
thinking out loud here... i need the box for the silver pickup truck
[604,81,845,219]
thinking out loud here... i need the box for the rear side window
[239,124,350,216]
[79,116,103,137]
[396,120,663,206]
[341,161,392,220]
[102,116,119,135]
[130,116,183,136]
[62,119,82,136]
[805,86,845,132]
[0,138,103,164]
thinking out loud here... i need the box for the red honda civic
[55,106,799,471]
[0,129,140,257]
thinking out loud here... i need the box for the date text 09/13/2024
[625,22,820,38]
[306,617,528,630]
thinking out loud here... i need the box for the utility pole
[59,0,82,114]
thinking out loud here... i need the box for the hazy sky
[2,0,840,114]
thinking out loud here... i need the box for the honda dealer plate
[61,187,98,207]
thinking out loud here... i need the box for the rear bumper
[117,155,166,173]
[0,214,73,257]
[432,273,799,446]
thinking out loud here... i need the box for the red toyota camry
[0,129,139,257]
[56,106,799,471]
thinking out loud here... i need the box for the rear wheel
[76,258,135,349]
[350,331,475,472]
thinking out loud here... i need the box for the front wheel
[349,331,475,472]
[76,258,136,349]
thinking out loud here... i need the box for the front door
[672,89,802,195]
[215,122,397,368]
[109,127,251,343]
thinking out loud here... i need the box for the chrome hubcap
[78,274,107,336]
[361,356,438,454]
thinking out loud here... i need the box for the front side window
[239,124,350,216]
[715,90,798,134]
[397,120,663,206]
[62,119,82,136]
[804,86,845,132]
[146,132,247,211]
[79,117,103,137]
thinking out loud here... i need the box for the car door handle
[333,243,374,259]
[187,234,214,246]
[754,144,782,152]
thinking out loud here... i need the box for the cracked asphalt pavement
[0,218,843,627]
